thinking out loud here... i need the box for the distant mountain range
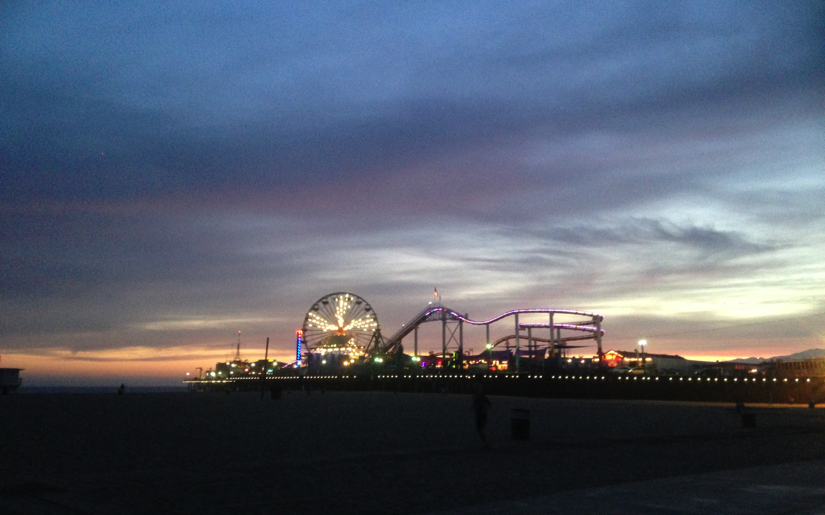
[728,348,825,364]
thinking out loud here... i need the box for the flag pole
[260,337,269,399]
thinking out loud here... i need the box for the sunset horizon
[3,2,823,387]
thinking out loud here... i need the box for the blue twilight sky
[1,1,824,384]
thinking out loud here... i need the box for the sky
[2,1,824,386]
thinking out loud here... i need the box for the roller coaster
[299,292,604,370]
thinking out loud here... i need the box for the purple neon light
[427,307,603,326]
[415,308,597,325]
[383,306,604,349]
[518,322,605,336]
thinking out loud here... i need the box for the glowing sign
[602,351,625,368]
[295,330,303,362]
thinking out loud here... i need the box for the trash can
[511,409,530,440]
[741,413,756,428]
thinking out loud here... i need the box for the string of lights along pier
[185,292,825,404]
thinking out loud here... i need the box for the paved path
[421,460,825,514]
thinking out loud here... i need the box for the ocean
[16,386,190,394]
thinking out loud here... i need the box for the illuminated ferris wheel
[301,292,379,354]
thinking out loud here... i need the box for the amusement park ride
[185,292,825,406]
[295,292,604,373]
[190,291,605,382]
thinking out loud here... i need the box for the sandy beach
[2,391,824,514]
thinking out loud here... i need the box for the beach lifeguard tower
[1,368,23,394]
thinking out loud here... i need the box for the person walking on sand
[472,378,491,448]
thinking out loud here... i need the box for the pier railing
[185,373,825,405]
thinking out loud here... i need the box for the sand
[1,390,824,514]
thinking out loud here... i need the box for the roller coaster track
[378,306,603,354]
[490,333,594,350]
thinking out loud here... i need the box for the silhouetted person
[299,375,311,396]
[472,378,491,448]
[118,383,125,395]
[271,383,282,400]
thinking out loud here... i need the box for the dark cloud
[531,218,776,257]
[3,1,822,205]
[648,221,774,256]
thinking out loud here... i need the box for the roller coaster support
[486,324,490,350]
[527,326,533,363]
[441,316,447,368]
[515,313,520,374]
[459,316,464,358]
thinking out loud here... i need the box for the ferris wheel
[301,292,379,353]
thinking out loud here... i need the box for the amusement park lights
[308,315,365,332]
[302,293,379,354]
